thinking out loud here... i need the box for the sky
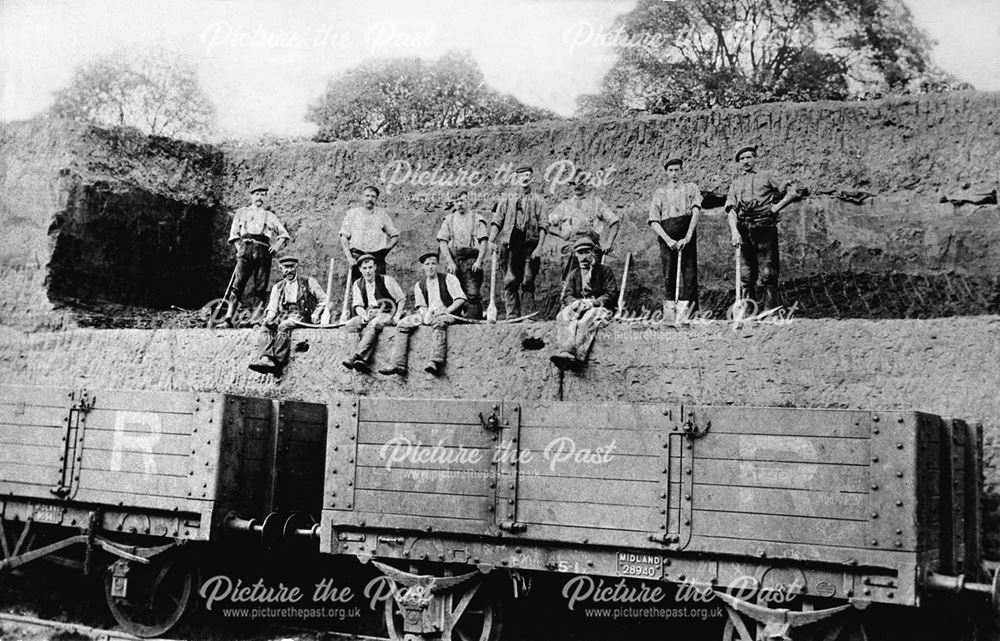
[1,0,998,139]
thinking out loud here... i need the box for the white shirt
[413,273,466,313]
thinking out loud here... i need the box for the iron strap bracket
[495,403,524,534]
[51,390,95,499]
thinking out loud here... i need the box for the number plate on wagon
[616,552,663,579]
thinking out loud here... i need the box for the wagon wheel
[104,552,197,638]
[384,579,503,641]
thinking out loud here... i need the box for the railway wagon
[0,385,327,636]
[321,398,996,641]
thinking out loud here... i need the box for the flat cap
[417,251,439,264]
[663,158,683,170]
[356,253,376,266]
[249,182,268,194]
[573,236,596,252]
[277,254,299,266]
[734,145,757,161]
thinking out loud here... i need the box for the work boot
[248,358,276,375]
[379,365,407,376]
[341,358,356,370]
[352,358,371,374]
[424,361,443,376]
[549,351,575,371]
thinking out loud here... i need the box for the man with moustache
[550,237,617,371]
[725,146,800,312]
[437,191,488,319]
[648,158,702,314]
[488,166,548,319]
[339,185,400,280]
[548,173,620,278]
[341,253,406,374]
[380,251,467,377]
[248,255,328,376]
[223,183,290,324]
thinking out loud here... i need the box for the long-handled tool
[485,248,498,323]
[664,246,687,323]
[319,257,335,325]
[733,246,746,324]
[339,265,353,322]
[615,252,631,316]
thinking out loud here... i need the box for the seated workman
[342,254,406,374]
[550,236,617,371]
[381,251,467,377]
[249,255,328,375]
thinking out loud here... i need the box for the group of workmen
[223,145,799,377]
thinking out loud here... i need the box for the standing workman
[339,185,400,280]
[488,166,548,319]
[380,251,467,377]
[341,254,406,374]
[548,173,620,278]
[248,255,328,376]
[648,158,702,314]
[437,191,488,319]
[224,183,290,323]
[550,237,617,371]
[725,145,800,312]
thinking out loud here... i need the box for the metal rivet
[871,484,879,490]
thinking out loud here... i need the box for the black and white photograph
[1,0,999,639]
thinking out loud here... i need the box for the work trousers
[257,312,303,369]
[656,216,698,306]
[451,248,483,320]
[555,305,613,363]
[737,221,780,310]
[227,235,272,305]
[388,312,455,370]
[344,313,395,362]
[499,228,539,319]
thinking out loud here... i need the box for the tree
[50,48,215,139]
[577,0,971,117]
[306,50,558,141]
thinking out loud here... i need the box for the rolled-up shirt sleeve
[228,214,241,243]
[725,182,739,212]
[475,215,489,241]
[268,212,290,242]
[386,277,406,313]
[308,277,328,311]
[264,284,281,318]
[339,210,354,239]
[382,211,400,239]
[436,217,452,243]
[687,183,702,211]
[598,198,620,226]
[445,273,466,302]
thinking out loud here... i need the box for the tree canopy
[577,0,971,117]
[50,48,215,139]
[306,50,558,141]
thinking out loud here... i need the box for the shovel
[663,245,689,324]
[485,248,499,323]
[732,246,747,324]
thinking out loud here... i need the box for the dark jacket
[562,263,617,311]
